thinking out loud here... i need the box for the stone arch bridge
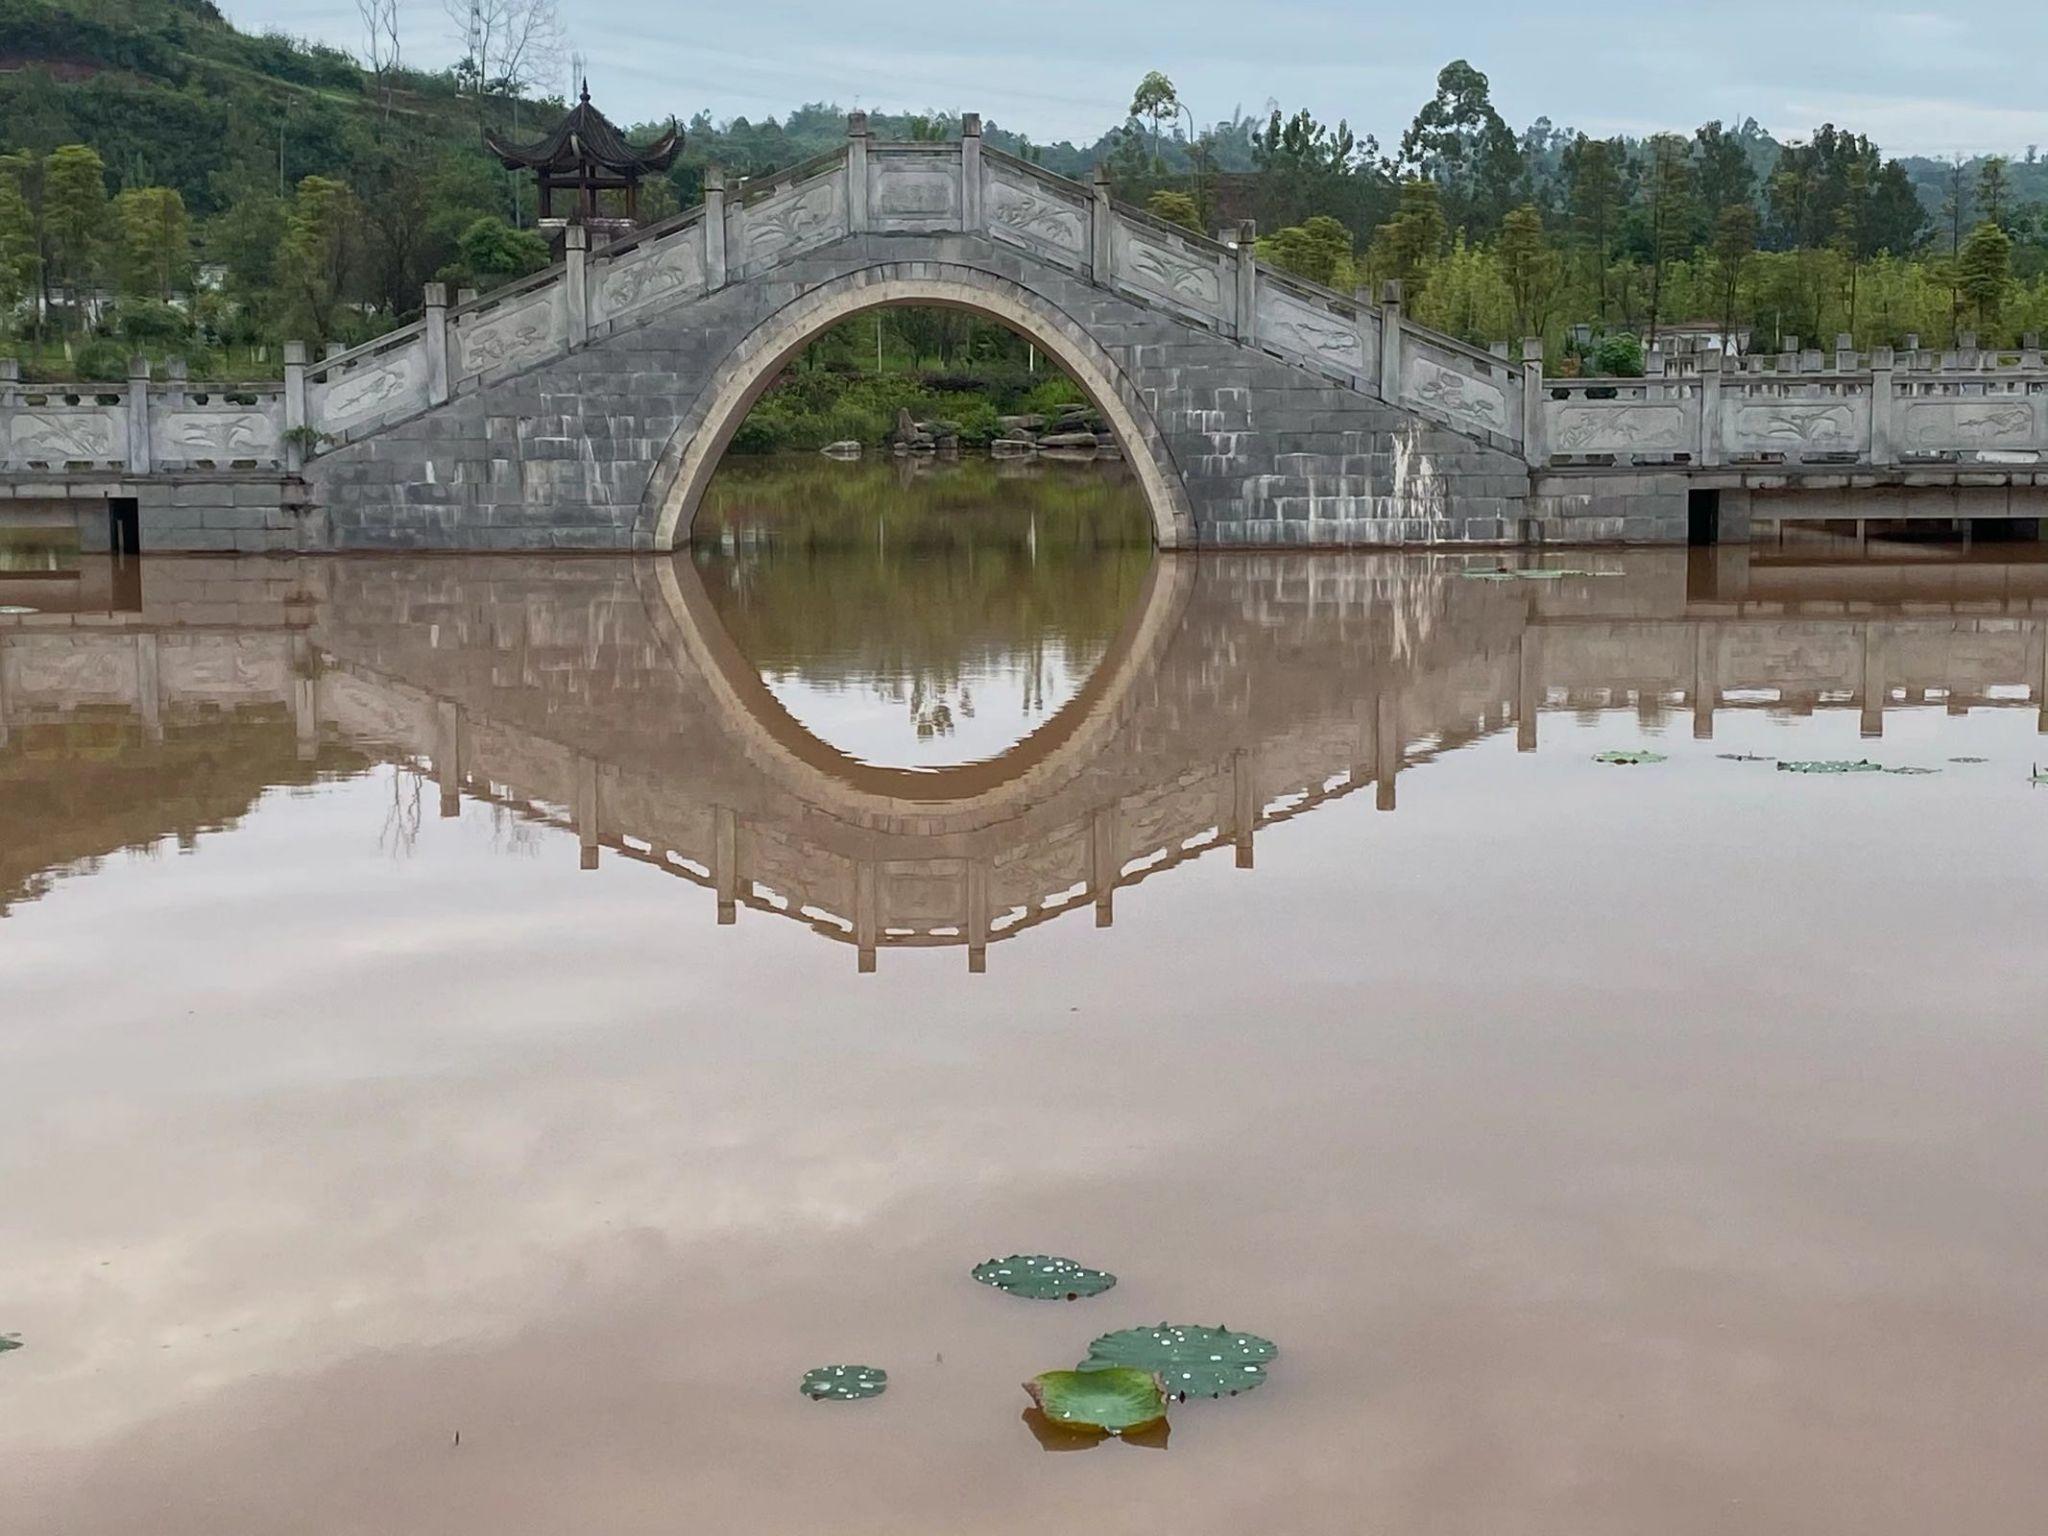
[4,117,2048,551]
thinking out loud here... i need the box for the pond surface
[4,469,2048,1535]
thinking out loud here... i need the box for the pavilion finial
[579,78,590,105]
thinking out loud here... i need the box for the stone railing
[1540,340,2048,470]
[40,121,2046,481]
[2,114,1549,478]
[0,358,288,475]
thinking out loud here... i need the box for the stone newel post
[703,165,729,290]
[1378,281,1405,402]
[1234,221,1258,345]
[564,223,590,347]
[846,112,870,233]
[282,341,308,473]
[1700,343,1724,467]
[423,283,450,405]
[1090,166,1114,286]
[125,357,152,474]
[1869,346,1896,467]
[960,112,984,231]
[1520,338,1545,465]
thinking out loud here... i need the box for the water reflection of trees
[694,457,1154,721]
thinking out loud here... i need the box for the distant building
[1653,321,1751,358]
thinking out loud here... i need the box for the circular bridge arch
[635,262,1199,551]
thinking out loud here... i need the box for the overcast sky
[226,0,2048,159]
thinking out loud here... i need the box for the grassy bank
[729,364,1090,453]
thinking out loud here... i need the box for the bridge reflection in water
[4,541,2047,965]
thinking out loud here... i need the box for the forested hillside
[6,1,2048,382]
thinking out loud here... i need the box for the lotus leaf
[1884,766,1941,776]
[972,1255,1116,1301]
[0,1334,19,1353]
[2032,769,2048,786]
[1717,753,1774,763]
[1778,759,1884,775]
[1024,1368,1167,1435]
[800,1364,886,1401]
[1080,1323,1278,1399]
[1595,750,1667,766]
[1949,757,1990,765]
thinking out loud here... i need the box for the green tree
[1710,203,1759,349]
[276,174,359,344]
[1145,190,1203,233]
[1691,120,1754,224]
[1977,156,2011,231]
[1129,71,1180,171]
[43,144,108,331]
[1395,59,1524,236]
[452,215,550,281]
[113,186,191,301]
[1370,178,1448,300]
[0,158,41,336]
[1563,134,1624,320]
[1643,134,1695,345]
[1956,220,2012,334]
[1259,216,1354,288]
[1497,203,1558,339]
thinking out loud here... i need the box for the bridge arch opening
[637,264,1198,552]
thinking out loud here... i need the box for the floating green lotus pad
[1025,1368,1168,1435]
[0,1334,19,1354]
[972,1255,1117,1301]
[1778,759,1884,775]
[1949,757,1990,765]
[1080,1324,1278,1399]
[1595,750,1667,766]
[800,1364,886,1401]
[1718,753,1774,763]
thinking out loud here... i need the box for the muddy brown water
[4,466,2047,1534]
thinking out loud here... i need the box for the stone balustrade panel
[450,280,569,390]
[730,164,848,278]
[589,212,710,335]
[1,389,129,472]
[1544,380,1701,465]
[1402,331,1522,447]
[309,331,434,444]
[869,148,964,233]
[1255,276,1374,387]
[150,389,286,471]
[1111,217,1228,328]
[981,157,1091,272]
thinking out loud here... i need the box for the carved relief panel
[1257,289,1365,378]
[1403,355,1507,435]
[739,175,846,268]
[1549,404,1691,456]
[457,291,563,377]
[594,235,707,326]
[1114,228,1222,316]
[985,170,1088,262]
[869,152,961,231]
[6,409,123,466]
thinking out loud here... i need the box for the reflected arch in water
[635,547,1197,831]
[636,263,1200,552]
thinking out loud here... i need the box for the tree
[1977,156,2012,231]
[276,175,360,344]
[1692,120,1754,224]
[1710,204,1759,348]
[0,156,42,337]
[1563,134,1624,320]
[444,0,563,125]
[1395,59,1524,235]
[452,214,549,281]
[356,0,403,123]
[1497,203,1558,339]
[1145,190,1202,233]
[113,186,190,301]
[1259,216,1354,288]
[1369,178,1448,300]
[1643,134,1695,345]
[1129,71,1179,171]
[43,144,107,331]
[1956,220,2012,334]
[1249,107,1387,237]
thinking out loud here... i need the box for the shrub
[1591,332,1645,377]
[75,338,132,380]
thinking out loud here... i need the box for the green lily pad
[1024,1367,1168,1435]
[1949,757,1990,765]
[1080,1323,1278,1399]
[1462,567,1611,582]
[800,1364,886,1401]
[972,1255,1116,1301]
[0,1334,20,1354]
[1884,766,1941,776]
[2032,769,2048,786]
[1718,753,1774,763]
[1778,759,1884,775]
[1595,749,1667,766]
